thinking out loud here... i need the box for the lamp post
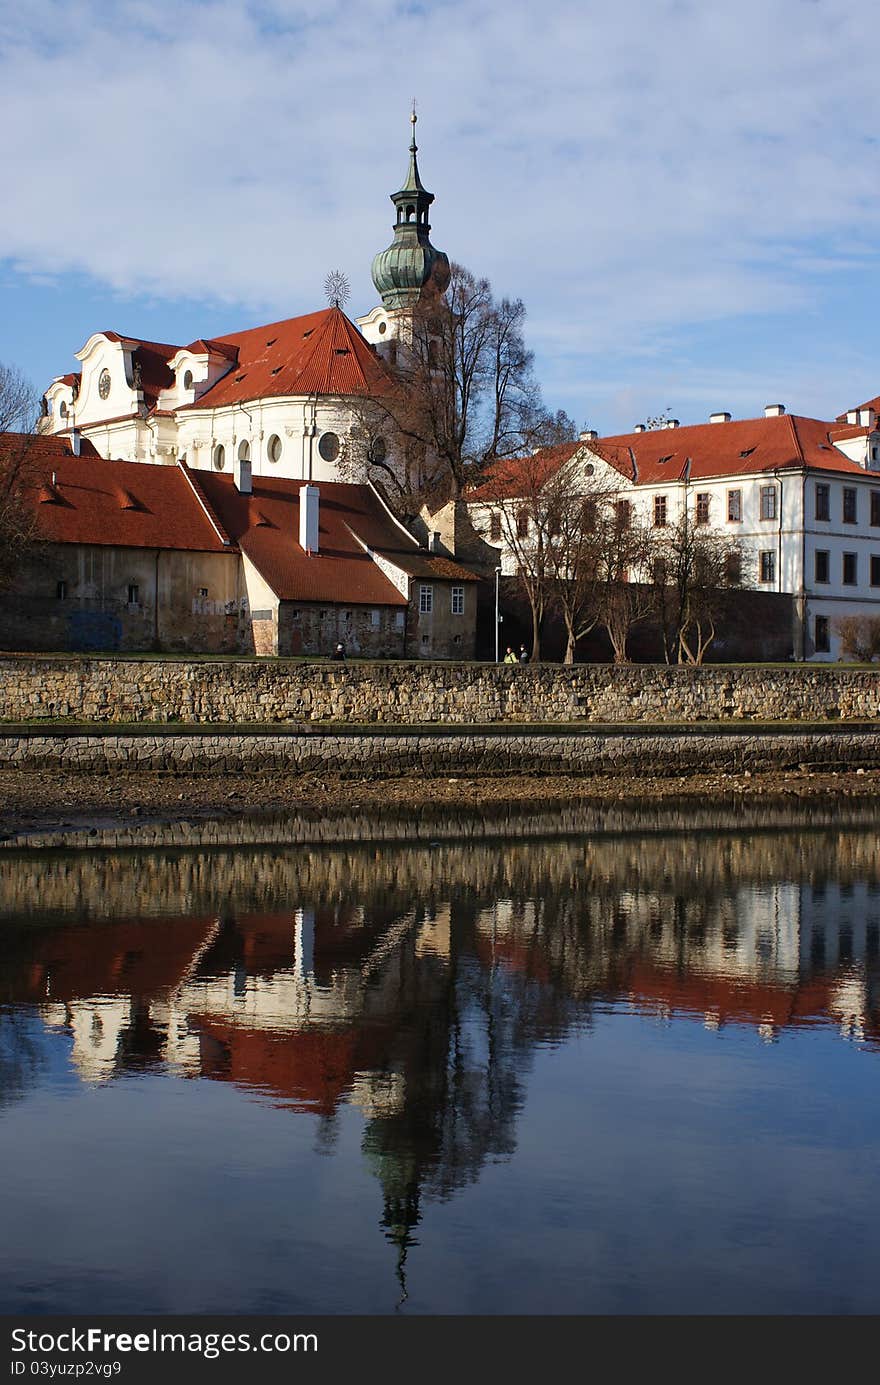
[494,566,502,662]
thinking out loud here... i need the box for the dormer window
[59,401,67,418]
[98,368,111,400]
[183,369,193,389]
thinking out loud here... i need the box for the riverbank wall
[1,723,878,776]
[1,655,879,725]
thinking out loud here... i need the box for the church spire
[370,109,450,312]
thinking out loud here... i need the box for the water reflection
[1,813,880,1310]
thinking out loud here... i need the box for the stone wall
[0,725,877,776]
[0,655,879,725]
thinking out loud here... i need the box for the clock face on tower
[98,369,111,400]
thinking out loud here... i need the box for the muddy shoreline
[1,765,878,840]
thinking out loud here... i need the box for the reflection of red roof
[190,470,410,605]
[593,415,868,484]
[24,453,230,553]
[179,307,391,410]
[619,961,837,1031]
[17,916,217,1004]
[189,1021,393,1116]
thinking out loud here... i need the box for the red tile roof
[0,432,101,466]
[130,339,178,406]
[836,395,880,422]
[466,442,582,501]
[374,549,478,582]
[189,470,412,604]
[179,307,392,410]
[593,414,869,483]
[469,416,870,501]
[18,449,231,553]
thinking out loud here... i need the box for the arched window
[59,400,67,418]
[213,444,225,470]
[406,204,415,221]
[238,440,250,462]
[183,369,193,390]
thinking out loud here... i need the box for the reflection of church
[3,828,880,1297]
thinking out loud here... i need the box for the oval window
[318,431,340,462]
[98,368,111,400]
[213,444,225,471]
[267,434,282,463]
[183,369,193,389]
[59,400,68,418]
[378,321,387,335]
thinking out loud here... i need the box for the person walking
[503,646,518,664]
[518,644,529,663]
[332,642,346,661]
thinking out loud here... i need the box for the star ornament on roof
[324,270,351,310]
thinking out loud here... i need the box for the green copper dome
[371,112,450,311]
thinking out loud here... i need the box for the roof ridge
[177,462,233,547]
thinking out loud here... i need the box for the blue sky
[1,0,878,434]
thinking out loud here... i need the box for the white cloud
[1,0,878,425]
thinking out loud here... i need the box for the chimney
[858,407,875,428]
[299,483,319,554]
[666,419,680,429]
[579,429,599,442]
[633,424,647,433]
[764,404,785,418]
[846,410,859,425]
[709,412,731,424]
[71,428,81,457]
[234,454,252,494]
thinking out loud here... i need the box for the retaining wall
[1,725,878,776]
[1,656,879,725]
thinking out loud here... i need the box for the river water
[1,803,879,1315]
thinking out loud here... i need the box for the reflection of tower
[357,109,450,354]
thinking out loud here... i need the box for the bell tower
[357,109,450,351]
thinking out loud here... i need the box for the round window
[318,431,340,462]
[378,321,387,335]
[213,444,225,471]
[183,370,193,389]
[584,462,595,476]
[267,434,282,463]
[98,368,111,400]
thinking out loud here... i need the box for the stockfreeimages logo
[10,1327,318,1361]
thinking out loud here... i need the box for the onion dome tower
[370,109,451,312]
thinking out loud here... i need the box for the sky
[1,0,878,435]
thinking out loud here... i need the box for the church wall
[0,546,246,655]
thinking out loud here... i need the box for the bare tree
[0,361,38,433]
[343,262,575,513]
[477,450,562,659]
[591,498,655,663]
[650,509,743,663]
[0,362,42,593]
[834,615,880,663]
